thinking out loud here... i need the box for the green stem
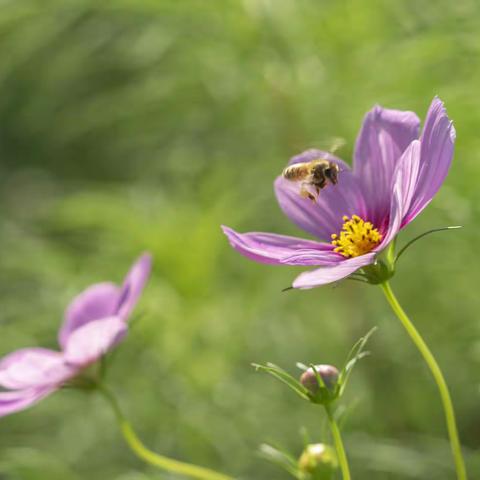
[380,281,467,480]
[98,385,235,480]
[324,404,351,480]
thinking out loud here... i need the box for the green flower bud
[298,443,337,479]
[300,365,339,394]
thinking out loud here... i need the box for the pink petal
[0,348,74,390]
[0,387,56,418]
[116,254,152,321]
[275,149,367,241]
[59,282,122,349]
[379,140,422,248]
[292,253,376,289]
[404,97,455,223]
[221,227,341,266]
[354,105,420,226]
[63,316,127,367]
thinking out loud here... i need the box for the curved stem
[98,384,235,480]
[324,404,351,480]
[380,281,467,480]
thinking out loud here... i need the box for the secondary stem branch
[99,385,235,480]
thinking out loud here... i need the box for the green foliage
[1,1,480,479]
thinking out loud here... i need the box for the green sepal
[361,259,394,284]
[252,362,311,401]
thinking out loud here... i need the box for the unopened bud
[300,364,339,394]
[298,443,337,478]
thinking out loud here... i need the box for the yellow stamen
[331,214,382,258]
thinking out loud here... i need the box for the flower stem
[324,404,351,480]
[380,281,467,480]
[98,384,235,480]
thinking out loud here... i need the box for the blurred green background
[0,1,480,479]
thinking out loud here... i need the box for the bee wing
[298,138,346,154]
[328,137,346,154]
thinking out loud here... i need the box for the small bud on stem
[298,443,337,479]
[300,365,339,394]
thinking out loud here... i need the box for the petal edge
[292,253,375,289]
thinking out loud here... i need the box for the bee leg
[300,184,317,203]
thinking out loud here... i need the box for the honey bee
[282,158,340,202]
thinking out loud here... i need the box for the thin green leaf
[258,443,300,478]
[300,427,311,447]
[343,351,371,374]
[338,327,377,395]
[296,362,309,371]
[252,363,310,400]
[339,329,372,378]
[395,226,462,263]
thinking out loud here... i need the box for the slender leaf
[338,327,377,396]
[395,226,462,263]
[252,363,310,400]
[258,443,300,478]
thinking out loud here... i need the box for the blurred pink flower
[0,254,152,417]
[223,98,455,288]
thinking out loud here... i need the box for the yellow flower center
[331,215,382,258]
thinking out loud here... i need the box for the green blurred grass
[1,1,480,479]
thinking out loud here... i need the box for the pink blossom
[223,98,454,288]
[0,254,152,417]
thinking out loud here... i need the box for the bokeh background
[1,1,480,479]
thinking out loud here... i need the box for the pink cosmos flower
[223,98,454,288]
[0,254,152,417]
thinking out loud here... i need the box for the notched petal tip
[427,96,454,131]
[403,97,455,224]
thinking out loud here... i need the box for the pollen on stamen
[331,215,382,258]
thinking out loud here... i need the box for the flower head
[0,254,152,417]
[222,98,455,288]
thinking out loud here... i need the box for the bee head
[324,162,339,185]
